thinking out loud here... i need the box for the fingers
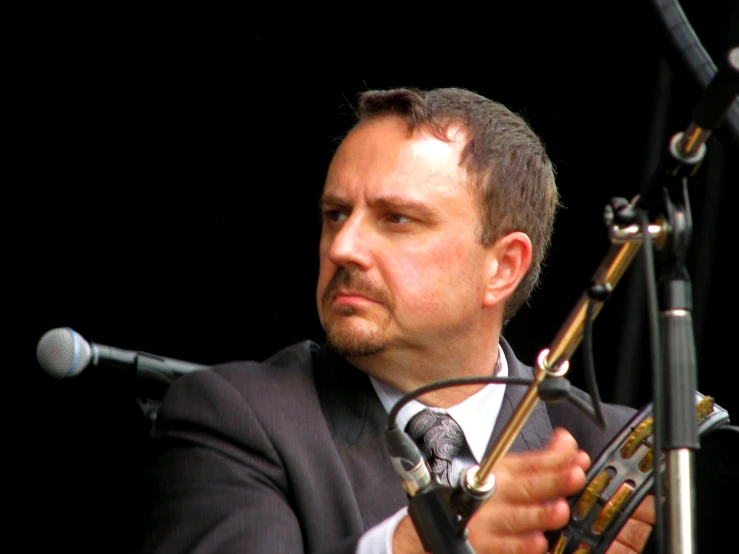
[468,500,569,553]
[496,463,587,503]
[473,497,571,534]
[467,531,549,554]
[501,429,590,475]
[630,495,656,525]
[607,515,654,553]
[462,430,595,554]
[604,496,656,553]
[547,427,579,451]
[499,447,579,475]
[574,449,592,471]
[492,430,590,504]
[548,428,592,470]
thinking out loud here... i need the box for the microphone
[674,46,739,161]
[385,424,433,496]
[36,327,208,385]
[635,46,739,214]
[385,423,479,554]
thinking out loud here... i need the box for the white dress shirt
[356,345,509,553]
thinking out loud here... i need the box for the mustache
[322,268,393,308]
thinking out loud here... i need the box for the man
[138,87,654,553]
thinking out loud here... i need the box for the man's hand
[605,495,655,554]
[393,428,590,553]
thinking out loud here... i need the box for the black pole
[635,45,738,554]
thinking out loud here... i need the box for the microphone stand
[630,46,739,554]
[449,46,738,554]
[635,122,700,554]
[388,47,737,554]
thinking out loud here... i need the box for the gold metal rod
[472,235,651,489]
[546,240,643,367]
[680,124,711,159]
[477,365,548,478]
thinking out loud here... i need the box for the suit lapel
[485,338,553,456]
[312,339,556,529]
[313,344,409,528]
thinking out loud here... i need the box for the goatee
[320,268,393,356]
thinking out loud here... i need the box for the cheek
[316,243,333,294]
[388,241,482,310]
[316,260,332,292]
[318,233,330,262]
[317,233,336,269]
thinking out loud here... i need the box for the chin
[323,318,387,357]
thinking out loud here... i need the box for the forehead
[323,117,471,201]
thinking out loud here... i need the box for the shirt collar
[370,345,509,462]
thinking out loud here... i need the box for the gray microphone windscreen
[36,327,92,378]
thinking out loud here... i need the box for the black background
[11,2,739,552]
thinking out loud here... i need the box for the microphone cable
[650,0,739,146]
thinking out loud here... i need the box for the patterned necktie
[405,408,468,486]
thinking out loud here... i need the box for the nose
[325,214,373,270]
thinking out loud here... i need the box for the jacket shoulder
[545,387,637,459]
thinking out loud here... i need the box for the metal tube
[667,449,696,554]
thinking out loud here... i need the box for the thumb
[547,428,578,452]
[547,428,591,470]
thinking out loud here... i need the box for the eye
[322,208,348,223]
[386,213,412,224]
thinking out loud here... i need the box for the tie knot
[405,409,467,485]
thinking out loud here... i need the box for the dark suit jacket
[137,338,636,554]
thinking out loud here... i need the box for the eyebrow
[319,193,440,219]
[318,193,351,211]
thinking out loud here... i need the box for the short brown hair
[355,87,560,323]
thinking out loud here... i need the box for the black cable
[387,376,534,429]
[564,390,600,423]
[388,372,611,432]
[637,208,665,554]
[582,295,608,430]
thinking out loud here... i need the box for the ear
[482,231,533,308]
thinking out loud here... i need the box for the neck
[348,337,501,409]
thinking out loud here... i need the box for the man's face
[316,116,492,358]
